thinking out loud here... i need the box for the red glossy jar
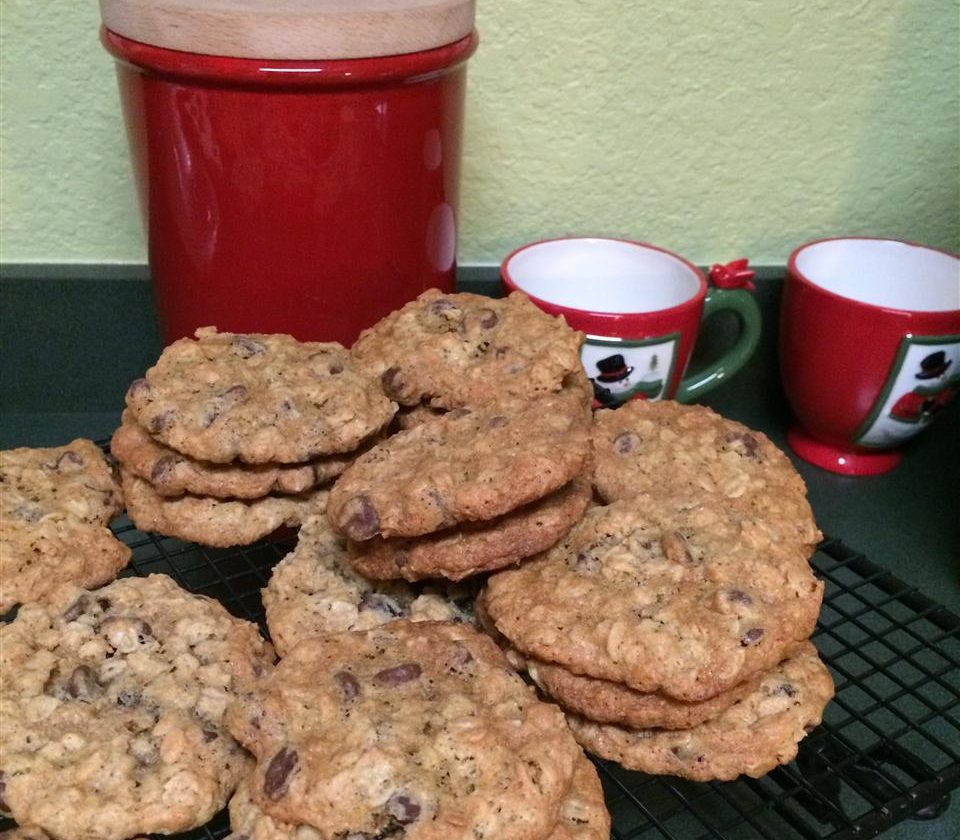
[99,1,477,345]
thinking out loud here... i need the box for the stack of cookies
[328,288,594,582]
[112,327,396,547]
[226,291,611,836]
[328,391,593,581]
[479,400,834,781]
[2,288,841,838]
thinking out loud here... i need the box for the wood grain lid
[99,0,476,60]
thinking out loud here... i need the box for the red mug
[780,237,960,475]
[500,237,761,406]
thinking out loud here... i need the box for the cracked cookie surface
[0,574,273,840]
[226,621,584,840]
[124,328,395,465]
[0,440,129,613]
[350,290,585,410]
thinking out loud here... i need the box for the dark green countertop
[1,265,957,839]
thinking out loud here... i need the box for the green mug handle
[674,262,762,403]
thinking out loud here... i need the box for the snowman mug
[500,237,761,406]
[780,237,960,476]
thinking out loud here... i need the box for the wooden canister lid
[99,0,476,60]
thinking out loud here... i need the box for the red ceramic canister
[99,0,478,345]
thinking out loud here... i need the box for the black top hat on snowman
[916,350,952,380]
[595,354,634,383]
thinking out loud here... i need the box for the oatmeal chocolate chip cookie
[476,591,768,731]
[349,477,593,582]
[393,403,449,431]
[0,574,274,840]
[125,328,396,465]
[0,830,53,840]
[226,776,314,840]
[327,392,591,542]
[546,754,610,840]
[263,512,474,658]
[592,400,821,550]
[0,440,122,524]
[226,621,583,839]
[518,643,779,731]
[567,643,834,781]
[225,752,609,840]
[350,289,585,410]
[482,501,823,702]
[121,471,324,547]
[0,440,130,613]
[111,411,353,499]
[476,593,771,731]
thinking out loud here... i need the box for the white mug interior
[504,238,702,314]
[794,239,960,313]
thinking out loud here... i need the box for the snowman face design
[602,372,634,394]
[855,337,960,447]
[581,338,679,405]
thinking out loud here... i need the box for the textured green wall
[1,1,958,267]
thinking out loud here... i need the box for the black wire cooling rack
[3,519,958,839]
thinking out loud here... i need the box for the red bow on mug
[709,258,755,292]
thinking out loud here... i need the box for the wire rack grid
[2,518,957,840]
